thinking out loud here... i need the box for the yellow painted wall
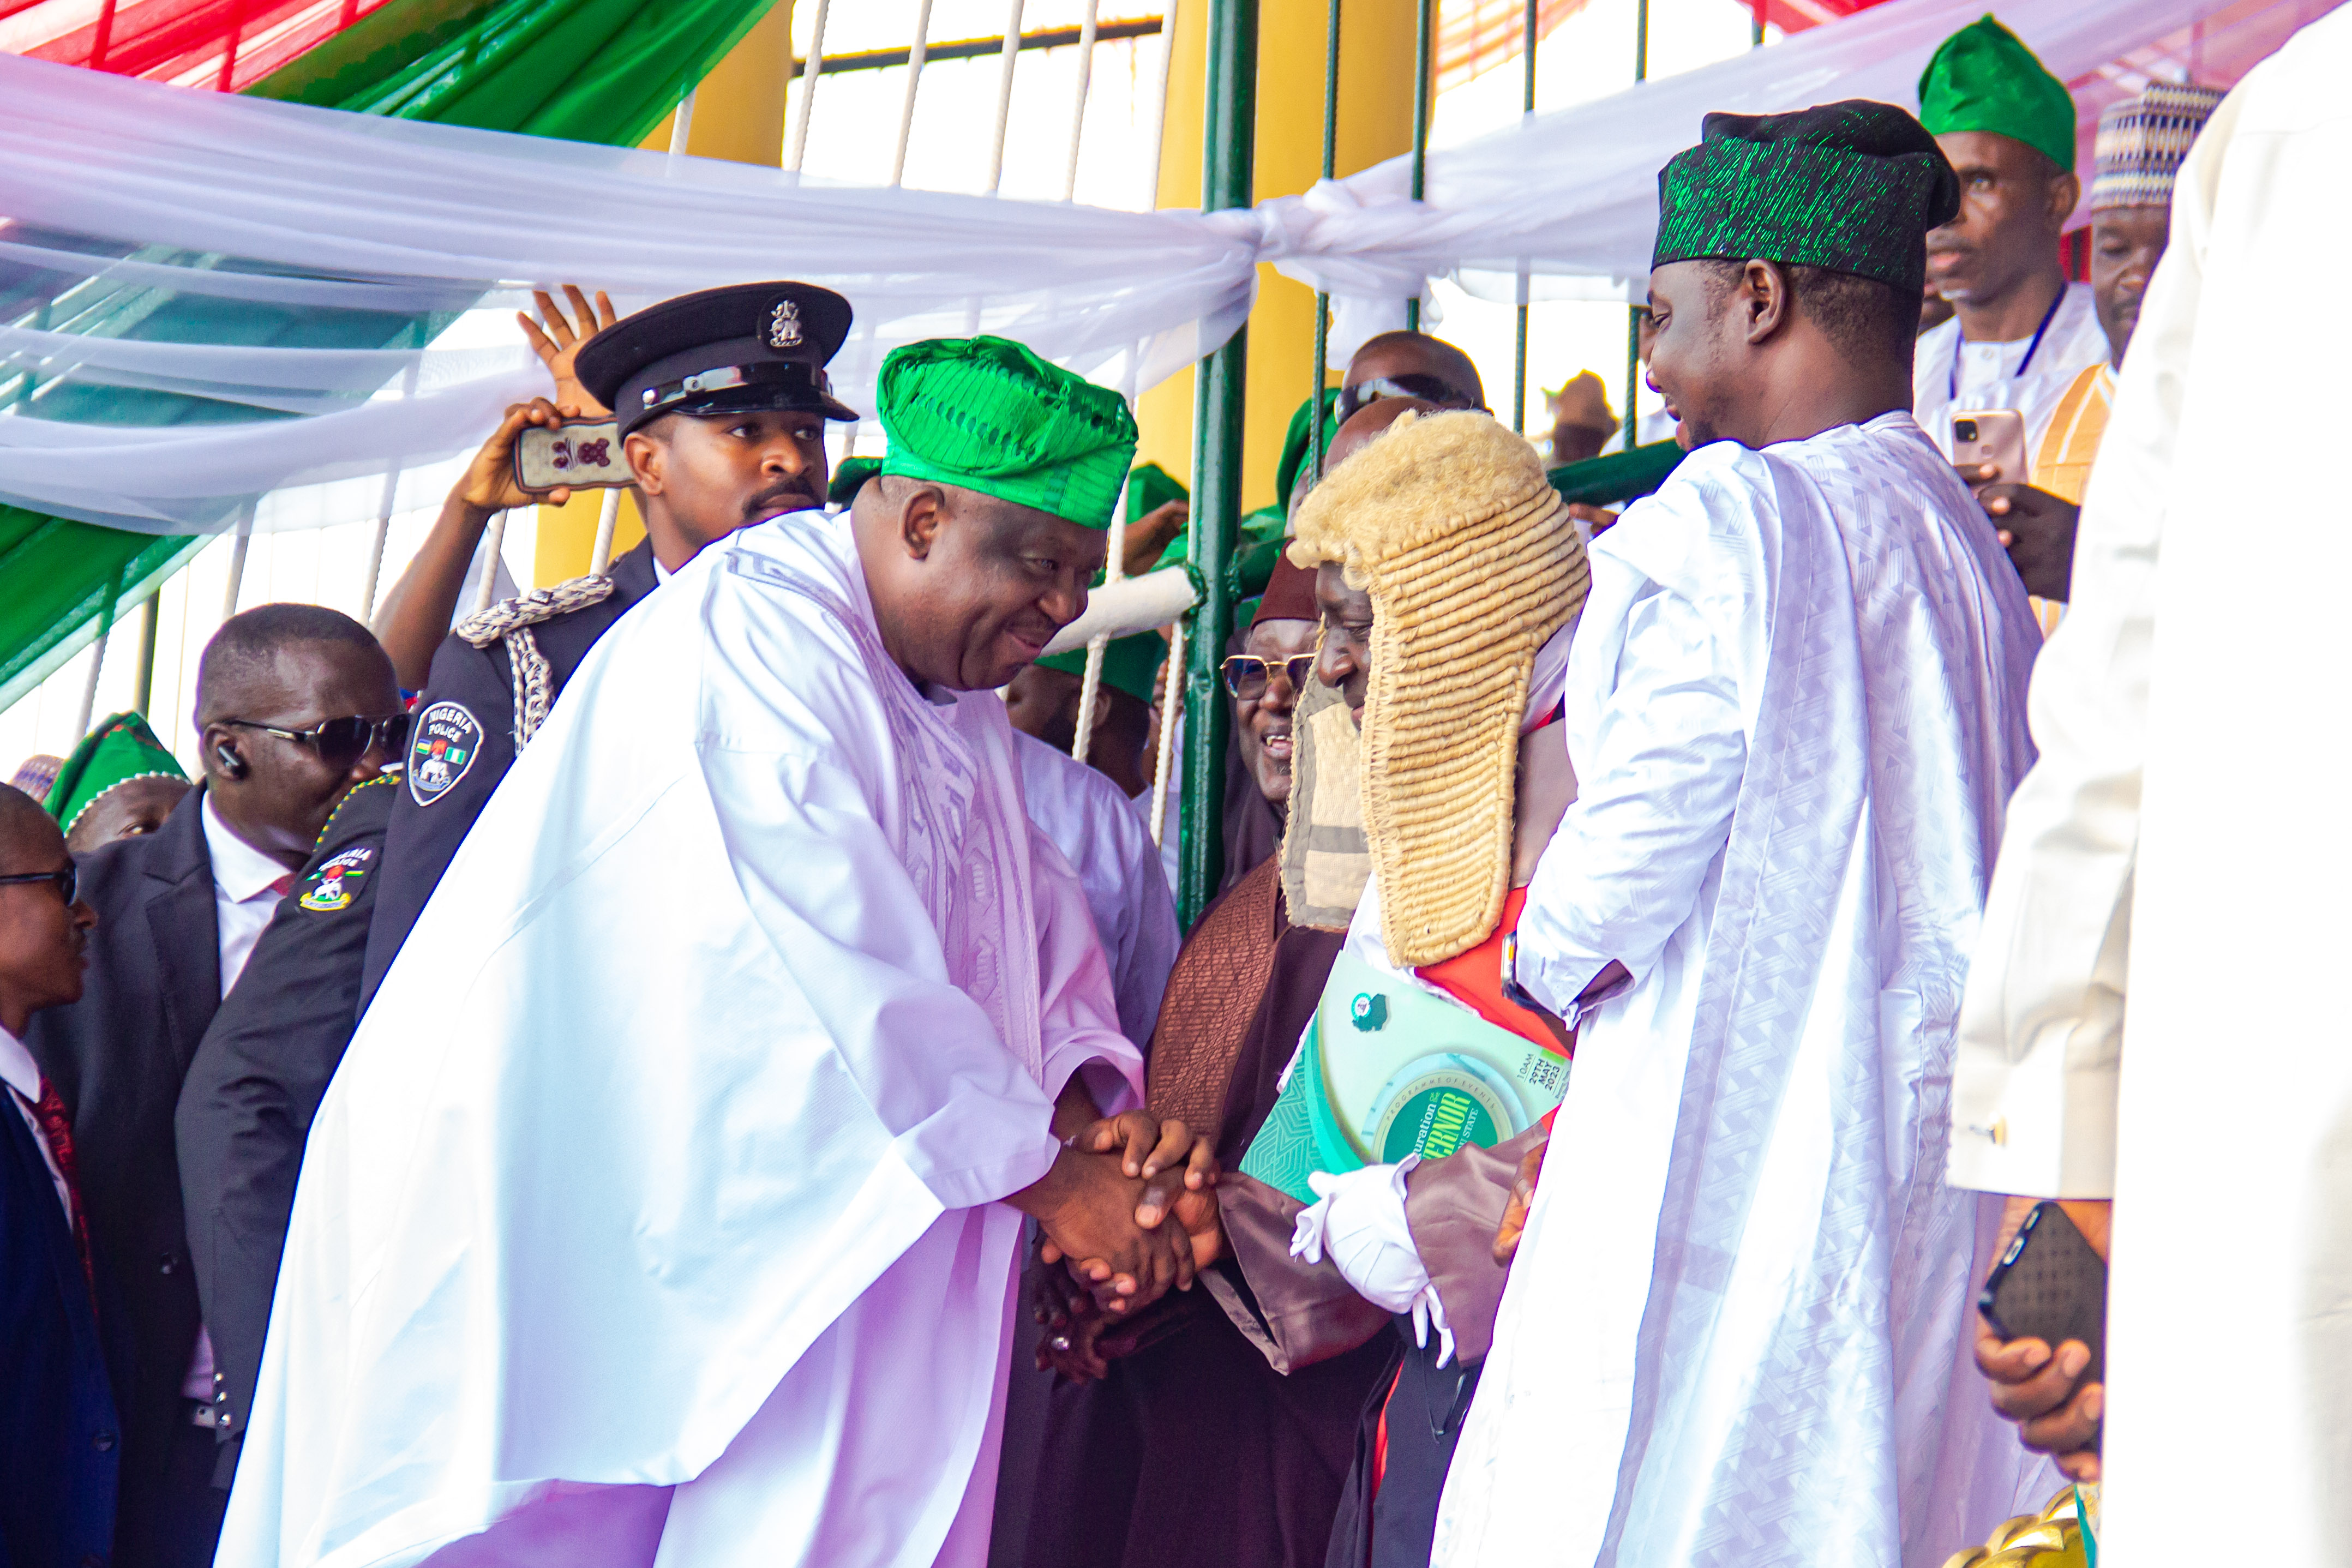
[533,2,795,585]
[1135,0,1423,513]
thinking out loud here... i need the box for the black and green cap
[1652,100,1962,296]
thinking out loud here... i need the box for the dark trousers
[1325,1320,1485,1568]
[118,1416,227,1568]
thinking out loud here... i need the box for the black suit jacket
[26,786,221,1555]
[0,1094,119,1568]
[175,776,394,1471]
[360,539,659,1006]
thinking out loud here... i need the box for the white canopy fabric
[0,0,2323,536]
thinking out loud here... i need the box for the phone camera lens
[1953,418,1979,442]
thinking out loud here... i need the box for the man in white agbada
[1433,103,2057,1567]
[219,334,1217,1568]
[1957,17,2352,1559]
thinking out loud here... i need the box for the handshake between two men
[1012,1096,1224,1374]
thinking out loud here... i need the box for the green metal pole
[1309,0,1341,484]
[1178,0,1257,928]
[1513,0,1537,435]
[1623,0,1649,450]
[1405,0,1432,331]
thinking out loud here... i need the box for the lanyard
[1949,287,2065,403]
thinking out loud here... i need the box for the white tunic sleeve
[1515,553,1748,1017]
[1947,105,2220,1200]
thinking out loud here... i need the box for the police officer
[359,281,859,1001]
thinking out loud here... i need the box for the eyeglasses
[1334,374,1487,426]
[1221,653,1318,701]
[0,866,77,905]
[224,712,411,771]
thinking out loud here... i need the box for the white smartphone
[1951,408,2027,487]
[513,419,630,492]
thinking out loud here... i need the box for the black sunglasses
[1334,373,1487,426]
[1221,653,1318,701]
[0,865,77,905]
[224,712,411,771]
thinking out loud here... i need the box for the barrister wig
[1287,410,1588,967]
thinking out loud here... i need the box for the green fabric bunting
[877,338,1139,530]
[1918,15,2078,173]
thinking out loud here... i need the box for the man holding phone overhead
[358,280,858,1003]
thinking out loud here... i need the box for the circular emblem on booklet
[1364,1053,1518,1164]
[407,701,483,808]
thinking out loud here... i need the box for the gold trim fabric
[1289,410,1590,967]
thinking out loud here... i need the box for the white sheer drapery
[0,0,2314,536]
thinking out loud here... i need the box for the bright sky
[2,0,1767,781]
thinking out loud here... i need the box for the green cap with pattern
[1918,16,2077,173]
[1652,100,1963,295]
[877,337,1139,530]
[45,711,186,833]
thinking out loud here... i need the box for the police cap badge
[575,281,860,437]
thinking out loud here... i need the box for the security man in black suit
[26,606,401,1568]
[359,280,859,1005]
[173,774,393,1487]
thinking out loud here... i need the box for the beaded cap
[2091,83,2224,212]
[1652,101,1962,295]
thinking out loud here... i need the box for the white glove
[1289,1158,1456,1366]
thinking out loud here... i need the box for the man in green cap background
[1915,15,2113,477]
[44,711,190,855]
[220,333,1220,1568]
[1432,100,2051,1566]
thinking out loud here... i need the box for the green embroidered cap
[45,711,187,833]
[1918,15,2078,173]
[877,337,1139,530]
[1652,100,1963,295]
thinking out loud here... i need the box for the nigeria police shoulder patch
[407,701,483,807]
[299,845,374,912]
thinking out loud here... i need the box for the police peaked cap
[575,281,861,436]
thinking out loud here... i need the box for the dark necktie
[29,1077,93,1293]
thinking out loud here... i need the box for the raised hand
[518,285,620,418]
[456,398,574,513]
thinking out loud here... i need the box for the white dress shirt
[1913,280,2112,469]
[0,1020,73,1224]
[191,794,296,1399]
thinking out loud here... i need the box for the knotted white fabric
[0,0,2293,538]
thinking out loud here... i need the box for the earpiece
[215,743,247,780]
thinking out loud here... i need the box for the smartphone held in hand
[1951,408,2029,486]
[1979,1199,2108,1384]
[514,419,629,492]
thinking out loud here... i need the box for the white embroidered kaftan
[1912,282,2111,467]
[217,510,1141,1568]
[1953,25,2352,1558]
[1435,415,2055,1567]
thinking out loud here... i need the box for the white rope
[221,506,253,619]
[1143,0,1182,208]
[786,0,830,173]
[588,486,622,575]
[984,0,1026,195]
[75,622,108,738]
[473,509,508,615]
[890,0,936,188]
[361,357,418,620]
[667,89,697,158]
[1147,617,1184,849]
[1060,0,1101,202]
[1070,464,1128,765]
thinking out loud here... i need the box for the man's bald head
[1326,396,1439,472]
[196,604,391,725]
[1345,332,1486,412]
